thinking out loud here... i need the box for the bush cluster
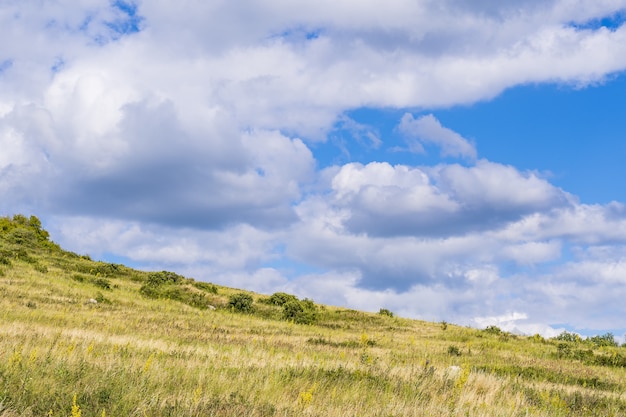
[258,292,320,324]
[228,293,254,313]
[282,298,318,324]
[0,214,59,251]
[140,270,212,310]
[553,331,619,348]
[266,292,298,306]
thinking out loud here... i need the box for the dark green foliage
[556,342,572,358]
[95,292,112,304]
[228,293,254,313]
[524,387,626,416]
[555,339,626,368]
[592,351,626,367]
[447,345,461,356]
[146,270,185,286]
[192,281,218,294]
[93,277,112,290]
[267,292,298,306]
[7,227,37,247]
[477,364,619,390]
[0,249,11,266]
[483,325,502,335]
[554,331,581,343]
[0,215,57,251]
[73,261,127,277]
[378,308,394,317]
[139,270,211,310]
[282,298,318,324]
[72,273,87,282]
[33,263,48,273]
[588,332,618,347]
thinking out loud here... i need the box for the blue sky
[323,75,626,204]
[2,0,626,340]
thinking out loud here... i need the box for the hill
[1,214,625,416]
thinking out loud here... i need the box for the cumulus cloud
[49,216,281,273]
[399,113,477,160]
[2,0,626,337]
[319,160,572,238]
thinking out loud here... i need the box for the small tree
[484,325,502,335]
[588,332,618,348]
[282,299,318,324]
[228,293,254,313]
[268,292,298,306]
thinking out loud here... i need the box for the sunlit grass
[1,215,625,416]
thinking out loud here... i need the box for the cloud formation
[399,114,477,160]
[2,0,626,337]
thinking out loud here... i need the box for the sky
[2,0,626,340]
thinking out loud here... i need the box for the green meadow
[1,214,625,416]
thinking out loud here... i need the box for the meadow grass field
[1,215,625,416]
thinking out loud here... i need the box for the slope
[0,214,625,416]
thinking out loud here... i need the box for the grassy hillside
[1,214,625,416]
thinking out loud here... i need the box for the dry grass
[1,216,626,416]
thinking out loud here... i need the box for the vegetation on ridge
[0,214,625,416]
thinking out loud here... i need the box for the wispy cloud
[399,113,477,160]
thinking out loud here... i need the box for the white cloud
[399,113,477,160]
[314,160,572,238]
[2,0,626,338]
[49,216,282,277]
[500,240,562,265]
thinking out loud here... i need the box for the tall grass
[1,215,625,416]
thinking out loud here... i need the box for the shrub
[92,277,112,290]
[146,271,185,286]
[0,252,11,266]
[588,332,618,348]
[483,325,502,335]
[282,299,318,324]
[267,292,298,306]
[556,343,571,358]
[192,281,218,294]
[72,274,87,283]
[378,308,394,317]
[553,331,580,343]
[228,293,254,313]
[447,345,462,356]
[95,292,111,304]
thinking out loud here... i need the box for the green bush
[447,345,461,356]
[72,274,87,282]
[92,277,112,290]
[192,281,218,294]
[95,292,112,304]
[483,325,502,335]
[553,331,580,343]
[228,293,254,313]
[282,299,318,324]
[267,292,298,306]
[378,308,394,317]
[146,271,185,286]
[588,332,618,348]
[0,251,11,266]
